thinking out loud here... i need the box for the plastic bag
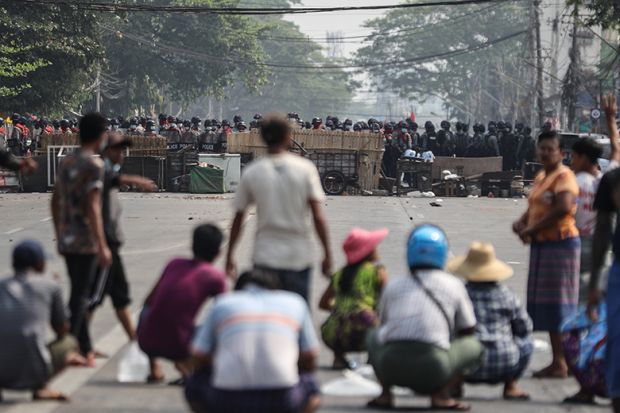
[117,342,150,383]
[560,303,607,397]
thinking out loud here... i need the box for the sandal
[146,374,165,384]
[431,401,471,411]
[33,389,70,402]
[504,393,531,401]
[563,394,596,405]
[366,397,393,410]
[168,377,186,386]
[533,366,568,379]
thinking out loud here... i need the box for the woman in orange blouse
[512,130,580,379]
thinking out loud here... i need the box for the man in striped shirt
[186,271,321,413]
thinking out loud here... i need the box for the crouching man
[0,241,86,402]
[185,271,321,413]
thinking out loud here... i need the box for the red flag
[409,112,415,122]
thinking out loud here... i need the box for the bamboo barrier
[39,133,167,156]
[227,130,384,191]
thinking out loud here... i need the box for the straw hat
[343,228,389,265]
[447,242,513,282]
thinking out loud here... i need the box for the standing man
[51,112,112,366]
[587,94,620,412]
[226,114,332,302]
[88,133,157,349]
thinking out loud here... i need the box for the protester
[512,130,580,379]
[51,112,112,366]
[367,224,482,411]
[587,95,620,413]
[137,224,227,382]
[319,227,388,369]
[88,132,158,363]
[0,241,87,402]
[226,114,332,301]
[186,271,321,413]
[448,242,533,400]
[0,146,37,173]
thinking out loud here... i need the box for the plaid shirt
[466,283,533,383]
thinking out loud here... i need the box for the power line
[20,0,515,15]
[258,2,505,42]
[103,24,526,71]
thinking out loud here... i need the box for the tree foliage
[98,0,270,116]
[355,1,528,123]
[220,18,354,121]
[0,1,103,114]
[568,0,620,29]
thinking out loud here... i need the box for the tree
[0,44,47,98]
[97,0,270,116]
[212,0,354,121]
[568,0,620,29]
[355,1,529,123]
[0,1,104,115]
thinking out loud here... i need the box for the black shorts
[89,248,131,310]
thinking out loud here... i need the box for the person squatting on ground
[0,241,87,402]
[513,129,581,379]
[185,271,321,413]
[319,227,388,370]
[87,132,159,371]
[366,224,483,411]
[226,114,332,301]
[51,112,112,366]
[137,224,227,382]
[448,242,533,400]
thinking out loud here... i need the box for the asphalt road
[0,193,610,413]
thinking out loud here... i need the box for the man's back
[234,153,325,270]
[0,274,66,389]
[193,287,318,390]
[55,149,104,255]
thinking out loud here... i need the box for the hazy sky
[285,0,396,57]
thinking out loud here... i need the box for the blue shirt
[192,285,319,390]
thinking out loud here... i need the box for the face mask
[402,128,407,133]
[105,157,121,173]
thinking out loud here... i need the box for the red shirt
[137,258,227,360]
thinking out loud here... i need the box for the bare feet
[85,352,97,368]
[33,388,69,402]
[66,351,89,367]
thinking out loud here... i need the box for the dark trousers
[64,254,98,355]
[254,266,311,303]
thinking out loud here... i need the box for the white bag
[117,342,149,383]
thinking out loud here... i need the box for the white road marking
[40,217,52,222]
[4,227,24,235]
[507,261,521,265]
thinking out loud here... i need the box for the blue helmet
[407,224,448,270]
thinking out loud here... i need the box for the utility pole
[533,0,545,127]
[565,4,580,131]
[95,67,101,113]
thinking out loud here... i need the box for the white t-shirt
[377,270,477,350]
[233,153,326,270]
[575,160,619,237]
[422,151,435,162]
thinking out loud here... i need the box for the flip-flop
[563,395,596,405]
[168,378,186,386]
[33,391,70,402]
[533,366,568,379]
[146,374,165,384]
[366,398,394,410]
[504,394,531,401]
[431,402,471,411]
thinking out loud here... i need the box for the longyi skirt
[527,237,580,332]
